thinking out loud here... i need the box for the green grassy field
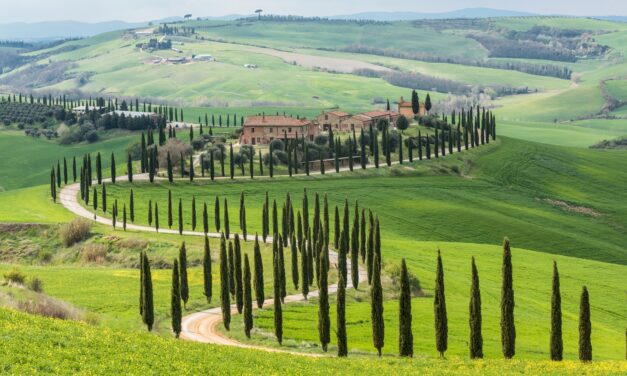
[4,308,625,375]
[0,130,137,191]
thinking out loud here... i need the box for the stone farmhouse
[239,115,318,145]
[343,110,399,131]
[317,110,351,131]
[397,96,426,118]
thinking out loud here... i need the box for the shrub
[385,263,424,297]
[3,268,26,285]
[59,218,91,247]
[28,277,44,293]
[269,138,285,151]
[81,243,108,264]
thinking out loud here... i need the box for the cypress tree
[171,259,182,338]
[351,202,359,289]
[228,241,235,298]
[253,235,264,308]
[234,234,244,314]
[334,206,340,249]
[579,286,592,362]
[469,256,483,359]
[179,242,189,308]
[63,157,68,185]
[129,190,135,223]
[224,198,230,239]
[96,152,102,184]
[302,189,309,235]
[72,156,77,182]
[214,196,220,232]
[291,234,299,289]
[371,253,384,356]
[141,252,154,331]
[399,132,403,164]
[122,204,127,231]
[434,250,448,358]
[301,230,309,299]
[203,202,208,234]
[418,130,423,160]
[154,202,159,232]
[127,154,133,182]
[50,168,57,202]
[318,248,330,352]
[367,210,374,284]
[550,261,563,361]
[229,143,235,179]
[203,236,212,303]
[92,187,98,213]
[337,271,348,357]
[148,200,153,225]
[243,254,253,338]
[191,196,197,231]
[110,153,116,183]
[501,238,516,359]
[178,198,183,235]
[278,235,286,302]
[219,234,231,330]
[240,192,247,240]
[273,242,283,345]
[189,153,194,181]
[399,259,413,357]
[360,208,366,263]
[168,190,173,228]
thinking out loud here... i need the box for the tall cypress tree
[243,254,253,338]
[203,202,208,234]
[579,286,592,362]
[351,202,359,289]
[154,202,159,232]
[141,252,154,331]
[110,153,116,183]
[129,189,135,223]
[96,152,102,184]
[550,261,563,361]
[228,241,235,298]
[371,253,384,356]
[171,259,182,338]
[469,256,483,359]
[168,190,173,228]
[367,210,374,284]
[301,230,309,299]
[291,234,299,289]
[337,271,348,357]
[203,236,212,303]
[191,195,197,231]
[399,259,413,357]
[179,242,189,309]
[127,154,133,182]
[224,198,230,239]
[214,196,220,232]
[234,234,243,314]
[360,208,366,263]
[278,235,286,302]
[318,248,330,352]
[273,242,283,345]
[240,192,247,240]
[178,198,183,235]
[253,235,264,308]
[434,250,448,358]
[501,238,516,359]
[219,234,231,330]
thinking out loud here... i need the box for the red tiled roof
[243,115,311,127]
[398,100,412,107]
[326,110,350,117]
[361,110,396,118]
[349,114,372,122]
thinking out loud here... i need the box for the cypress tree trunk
[273,243,283,345]
[318,248,330,352]
[141,252,154,331]
[203,236,212,303]
[550,261,563,361]
[337,271,348,357]
[371,253,384,356]
[399,259,413,357]
[253,235,264,308]
[579,286,592,362]
[500,238,516,359]
[469,256,483,359]
[171,259,182,338]
[434,250,448,358]
[179,242,189,308]
[219,234,231,330]
[234,234,243,314]
[243,254,253,338]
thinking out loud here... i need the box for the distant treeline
[0,40,33,48]
[354,69,471,95]
[469,35,578,62]
[237,15,387,25]
[335,45,572,79]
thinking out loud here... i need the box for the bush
[3,268,26,285]
[59,218,91,247]
[81,243,108,264]
[385,263,424,297]
[269,138,285,151]
[28,277,44,293]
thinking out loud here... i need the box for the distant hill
[595,16,627,23]
[0,20,147,41]
[329,8,536,21]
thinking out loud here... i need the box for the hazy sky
[0,0,625,23]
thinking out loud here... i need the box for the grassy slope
[3,308,624,375]
[0,130,136,191]
[231,241,625,359]
[100,138,627,265]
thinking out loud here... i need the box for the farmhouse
[239,115,318,145]
[317,110,351,131]
[344,110,399,131]
[397,96,425,118]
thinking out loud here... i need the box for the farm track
[58,142,478,355]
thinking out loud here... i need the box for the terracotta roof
[361,110,396,118]
[398,100,412,107]
[243,115,311,127]
[349,114,372,122]
[326,110,350,117]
